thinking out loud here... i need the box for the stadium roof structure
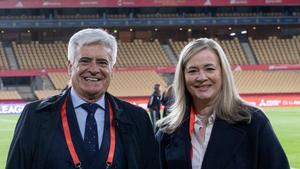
[0,16,299,29]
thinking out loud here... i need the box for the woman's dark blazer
[156,106,289,169]
[6,89,159,169]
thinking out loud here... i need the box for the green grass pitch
[0,107,299,169]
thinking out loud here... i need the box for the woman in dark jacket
[156,38,289,169]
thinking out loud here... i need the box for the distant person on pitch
[148,83,161,131]
[6,28,159,169]
[156,38,289,169]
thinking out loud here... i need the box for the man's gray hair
[67,28,118,66]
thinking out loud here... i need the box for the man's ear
[66,60,72,76]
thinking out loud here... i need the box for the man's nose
[88,60,99,73]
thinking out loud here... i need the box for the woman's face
[184,49,222,106]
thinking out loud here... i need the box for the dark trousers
[149,109,160,132]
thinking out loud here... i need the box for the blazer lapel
[164,118,191,169]
[35,90,68,169]
[106,93,138,169]
[202,118,246,169]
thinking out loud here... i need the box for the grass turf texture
[0,107,299,169]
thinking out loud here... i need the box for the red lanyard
[189,106,196,160]
[61,98,116,169]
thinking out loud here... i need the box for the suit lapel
[35,90,68,169]
[106,93,138,169]
[202,118,246,169]
[164,118,191,169]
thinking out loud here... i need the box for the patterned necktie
[81,103,99,154]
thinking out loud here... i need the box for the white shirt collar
[195,113,216,126]
[70,87,105,110]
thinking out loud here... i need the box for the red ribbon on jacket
[61,98,116,168]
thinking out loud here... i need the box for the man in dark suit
[6,28,159,169]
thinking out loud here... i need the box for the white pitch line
[0,119,17,123]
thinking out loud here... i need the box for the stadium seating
[234,70,300,94]
[108,70,167,97]
[12,41,67,69]
[0,42,9,70]
[11,39,172,69]
[249,36,300,64]
[117,39,172,67]
[169,38,248,65]
[44,71,167,98]
[55,14,100,19]
[0,15,45,20]
[33,70,300,99]
[48,72,69,90]
[8,36,299,70]
[216,12,256,17]
[0,91,22,100]
[34,90,61,99]
[1,35,299,100]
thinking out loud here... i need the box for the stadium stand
[0,4,299,102]
[0,15,45,20]
[1,33,299,100]
[0,91,22,100]
[108,70,167,97]
[34,89,61,99]
[55,14,100,19]
[0,3,300,169]
[11,39,172,69]
[0,42,9,70]
[169,37,248,65]
[44,71,167,98]
[114,39,172,67]
[234,70,300,94]
[48,72,69,90]
[43,69,300,99]
[249,36,300,64]
[12,41,67,69]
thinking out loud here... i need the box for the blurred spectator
[161,85,174,118]
[147,83,161,131]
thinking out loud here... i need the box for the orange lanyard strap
[61,98,81,168]
[107,100,116,165]
[189,106,196,139]
[188,106,196,160]
[61,98,116,168]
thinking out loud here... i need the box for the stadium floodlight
[230,32,236,36]
[241,30,247,34]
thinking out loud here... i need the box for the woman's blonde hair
[157,38,251,134]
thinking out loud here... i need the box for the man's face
[68,43,113,102]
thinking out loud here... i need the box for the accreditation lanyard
[61,98,116,169]
[188,106,196,160]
